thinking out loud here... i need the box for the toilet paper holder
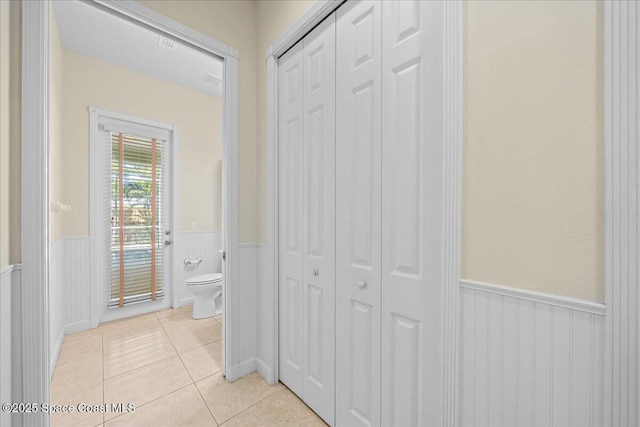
[184,257,203,266]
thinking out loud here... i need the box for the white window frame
[21,2,239,423]
[89,107,176,323]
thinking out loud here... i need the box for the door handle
[357,280,367,289]
[164,240,172,246]
[312,268,319,276]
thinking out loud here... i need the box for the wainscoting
[1,265,22,427]
[173,231,222,308]
[47,232,267,384]
[460,281,605,427]
[256,243,274,383]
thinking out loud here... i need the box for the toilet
[185,273,223,319]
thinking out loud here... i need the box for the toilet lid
[186,273,223,285]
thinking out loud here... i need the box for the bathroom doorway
[30,1,240,420]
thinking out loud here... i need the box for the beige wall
[462,1,604,302]
[0,0,9,268]
[256,0,317,243]
[49,8,64,243]
[60,49,221,237]
[140,0,258,243]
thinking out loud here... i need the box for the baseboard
[50,328,65,379]
[65,320,91,335]
[256,358,275,385]
[226,358,256,382]
[176,296,194,308]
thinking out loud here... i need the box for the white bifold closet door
[380,1,444,426]
[335,1,382,426]
[278,13,336,425]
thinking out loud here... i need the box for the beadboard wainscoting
[49,239,65,376]
[255,243,274,383]
[173,231,222,308]
[460,281,605,427]
[1,265,23,427]
[1,266,14,427]
[226,243,258,379]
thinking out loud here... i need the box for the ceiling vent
[157,36,176,51]
[202,72,222,86]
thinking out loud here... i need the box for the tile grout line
[103,382,196,425]
[157,311,221,426]
[218,387,285,426]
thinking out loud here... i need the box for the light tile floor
[51,308,326,427]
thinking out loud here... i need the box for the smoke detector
[157,36,176,51]
[202,72,222,86]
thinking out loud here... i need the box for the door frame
[88,107,177,324]
[21,1,239,423]
[265,4,463,423]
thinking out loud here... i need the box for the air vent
[202,72,222,86]
[157,36,176,51]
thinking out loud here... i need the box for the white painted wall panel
[49,239,64,374]
[460,285,605,427]
[173,231,222,307]
[0,266,12,427]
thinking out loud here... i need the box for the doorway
[19,1,240,424]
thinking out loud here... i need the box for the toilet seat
[185,273,222,286]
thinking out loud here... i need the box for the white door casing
[278,41,304,395]
[301,14,336,423]
[381,1,445,426]
[335,1,382,426]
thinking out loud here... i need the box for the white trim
[21,1,50,425]
[604,2,639,425]
[64,320,92,335]
[266,0,343,58]
[460,280,607,316]
[89,107,175,324]
[266,53,279,385]
[0,265,13,279]
[50,328,64,380]
[256,358,275,385]
[221,53,239,380]
[227,357,257,381]
[176,296,195,309]
[442,3,463,426]
[93,0,238,59]
[23,1,240,402]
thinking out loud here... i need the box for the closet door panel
[381,1,445,426]
[301,14,336,424]
[336,1,382,426]
[278,43,304,396]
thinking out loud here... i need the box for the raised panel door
[301,14,336,424]
[278,43,304,396]
[381,1,445,425]
[336,1,382,426]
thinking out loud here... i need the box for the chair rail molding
[604,2,640,426]
[21,1,50,425]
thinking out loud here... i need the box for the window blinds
[109,132,166,308]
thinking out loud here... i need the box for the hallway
[50,309,325,426]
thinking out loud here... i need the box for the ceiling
[52,1,224,98]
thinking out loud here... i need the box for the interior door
[300,13,336,424]
[335,1,382,426]
[380,1,445,425]
[278,42,305,397]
